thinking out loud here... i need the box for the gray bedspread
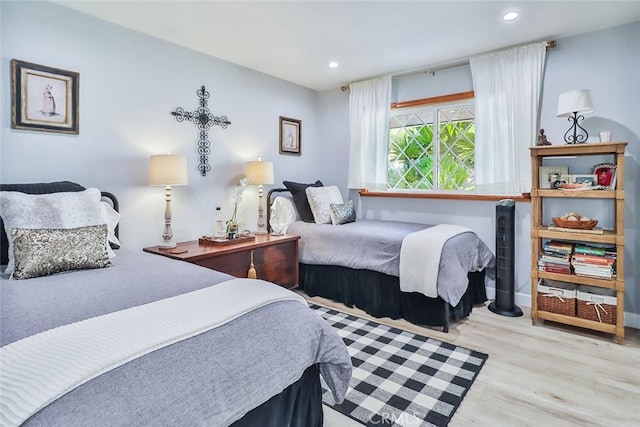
[287,219,495,305]
[0,250,352,426]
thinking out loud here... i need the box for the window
[388,96,475,191]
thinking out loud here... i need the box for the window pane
[389,100,475,191]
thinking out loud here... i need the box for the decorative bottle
[214,207,226,239]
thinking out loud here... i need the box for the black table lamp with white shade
[557,89,594,144]
[149,154,189,248]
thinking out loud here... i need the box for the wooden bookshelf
[530,142,627,343]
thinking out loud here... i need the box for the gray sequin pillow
[11,224,112,280]
[329,200,356,225]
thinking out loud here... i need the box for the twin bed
[268,185,495,332]
[0,182,351,426]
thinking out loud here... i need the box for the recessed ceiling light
[502,11,519,21]
[329,61,339,69]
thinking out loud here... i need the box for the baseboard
[485,287,639,329]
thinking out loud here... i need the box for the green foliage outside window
[388,104,475,191]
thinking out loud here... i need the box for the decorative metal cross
[171,85,231,176]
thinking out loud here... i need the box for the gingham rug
[311,304,488,427]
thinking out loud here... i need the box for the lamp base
[158,240,177,249]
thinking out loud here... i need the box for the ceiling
[55,1,640,91]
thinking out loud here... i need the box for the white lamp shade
[149,155,189,186]
[245,160,274,185]
[556,89,594,117]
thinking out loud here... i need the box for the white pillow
[0,188,106,273]
[101,201,121,249]
[305,186,344,224]
[269,196,298,234]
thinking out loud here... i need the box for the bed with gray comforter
[0,250,352,426]
[288,219,495,306]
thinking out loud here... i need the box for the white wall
[1,1,338,249]
[318,22,640,324]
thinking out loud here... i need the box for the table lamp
[557,89,594,144]
[149,154,188,248]
[245,157,274,234]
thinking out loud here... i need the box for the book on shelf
[571,254,615,266]
[574,270,613,279]
[544,241,574,254]
[573,261,613,272]
[547,226,604,235]
[574,244,616,256]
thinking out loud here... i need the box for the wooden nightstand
[143,234,300,289]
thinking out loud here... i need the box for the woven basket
[552,217,598,230]
[577,290,617,325]
[538,282,576,316]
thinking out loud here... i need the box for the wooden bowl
[552,217,598,230]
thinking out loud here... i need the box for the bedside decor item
[279,116,301,155]
[11,59,79,134]
[536,129,551,146]
[593,163,617,189]
[227,177,248,238]
[199,235,255,246]
[245,158,274,234]
[213,207,226,239]
[538,165,568,189]
[552,212,597,230]
[248,250,257,279]
[599,130,612,143]
[171,85,231,176]
[556,89,594,144]
[568,174,597,186]
[149,154,189,248]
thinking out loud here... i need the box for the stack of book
[538,240,573,275]
[572,244,616,279]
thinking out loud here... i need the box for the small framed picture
[570,174,598,186]
[11,59,79,134]
[593,163,617,189]
[538,166,569,189]
[279,116,301,155]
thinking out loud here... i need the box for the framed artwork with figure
[279,116,301,155]
[11,59,79,134]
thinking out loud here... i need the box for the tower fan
[489,199,523,317]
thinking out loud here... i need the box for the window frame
[388,91,475,192]
[368,90,530,201]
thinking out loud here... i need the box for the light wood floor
[300,292,640,427]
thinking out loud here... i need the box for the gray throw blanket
[287,219,495,305]
[1,250,352,426]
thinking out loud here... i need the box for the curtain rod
[340,40,557,91]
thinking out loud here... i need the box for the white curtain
[347,76,392,190]
[470,42,547,194]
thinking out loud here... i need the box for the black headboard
[0,181,119,265]
[266,188,290,233]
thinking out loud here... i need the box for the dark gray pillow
[282,180,323,223]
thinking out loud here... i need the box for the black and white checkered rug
[311,304,488,427]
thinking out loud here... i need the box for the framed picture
[279,116,301,155]
[11,59,79,134]
[593,163,617,189]
[570,174,598,186]
[538,166,569,189]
